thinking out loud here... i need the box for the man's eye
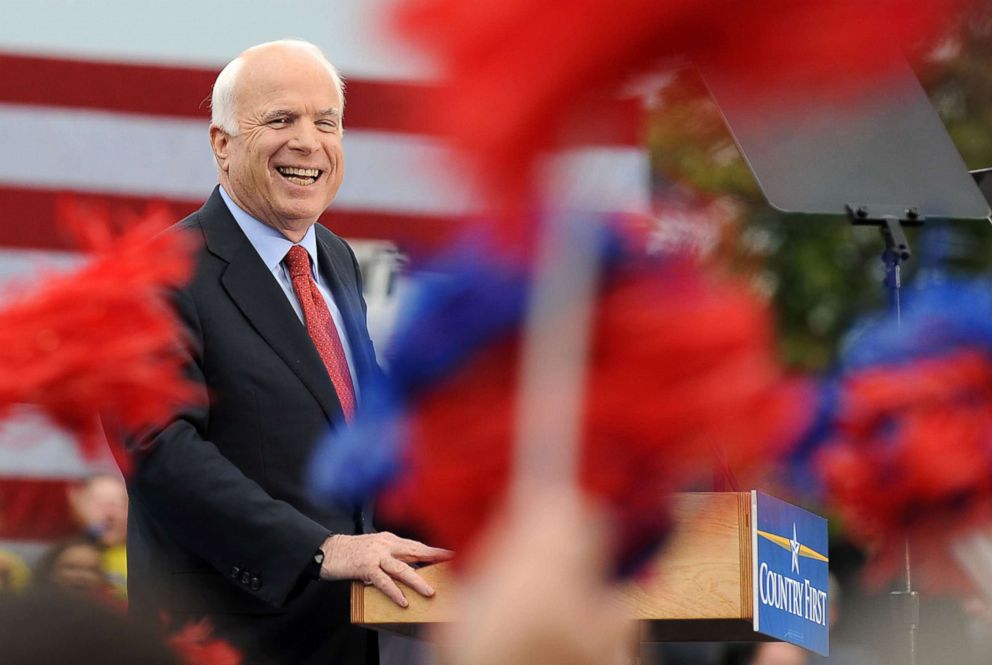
[317,120,338,132]
[269,117,290,127]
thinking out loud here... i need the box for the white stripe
[340,132,476,215]
[0,0,435,81]
[0,406,111,478]
[0,104,647,217]
[0,104,474,214]
[0,249,82,289]
[542,147,651,214]
[0,105,217,200]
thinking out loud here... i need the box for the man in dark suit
[126,39,450,665]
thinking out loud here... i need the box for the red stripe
[0,51,434,134]
[0,185,462,254]
[0,52,217,121]
[0,478,77,541]
[0,51,642,143]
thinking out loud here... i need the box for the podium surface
[353,492,772,642]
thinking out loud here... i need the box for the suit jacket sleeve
[129,282,331,608]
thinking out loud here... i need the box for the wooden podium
[352,492,771,643]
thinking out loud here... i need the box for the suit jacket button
[250,576,261,591]
[240,571,251,586]
[230,566,240,579]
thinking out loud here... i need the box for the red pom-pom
[0,197,197,471]
[167,620,242,665]
[819,351,992,591]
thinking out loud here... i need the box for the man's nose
[288,121,321,153]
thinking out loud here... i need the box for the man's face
[212,47,344,237]
[50,543,105,593]
[67,476,128,547]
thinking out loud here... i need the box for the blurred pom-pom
[167,620,242,665]
[311,232,808,575]
[817,281,992,591]
[308,239,529,507]
[308,379,406,506]
[0,195,197,470]
[579,263,809,573]
[393,0,973,200]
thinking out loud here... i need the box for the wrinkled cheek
[253,168,275,200]
[328,141,344,169]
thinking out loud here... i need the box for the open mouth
[276,166,323,186]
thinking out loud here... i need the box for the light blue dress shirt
[218,186,359,393]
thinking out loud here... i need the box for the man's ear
[209,125,232,172]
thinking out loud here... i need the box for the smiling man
[125,40,450,665]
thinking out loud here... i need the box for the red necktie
[284,245,356,421]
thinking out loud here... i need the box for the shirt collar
[219,185,320,276]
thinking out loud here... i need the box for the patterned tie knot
[285,245,311,280]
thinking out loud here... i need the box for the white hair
[210,39,345,136]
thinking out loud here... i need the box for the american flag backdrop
[0,0,648,566]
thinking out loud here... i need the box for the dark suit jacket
[127,188,379,665]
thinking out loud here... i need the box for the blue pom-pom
[385,238,530,395]
[842,281,992,369]
[307,377,406,504]
[786,279,992,499]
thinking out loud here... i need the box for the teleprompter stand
[699,46,990,665]
[846,207,925,665]
[847,204,920,316]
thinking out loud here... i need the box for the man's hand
[319,533,453,607]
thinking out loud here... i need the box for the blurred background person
[721,642,809,665]
[67,472,128,598]
[33,536,110,598]
[0,546,30,593]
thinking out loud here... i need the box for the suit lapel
[315,230,374,386]
[199,188,345,424]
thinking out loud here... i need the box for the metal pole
[879,220,920,665]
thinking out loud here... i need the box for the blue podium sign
[752,491,829,655]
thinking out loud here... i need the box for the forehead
[86,476,125,497]
[235,49,341,115]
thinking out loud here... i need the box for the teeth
[277,167,321,178]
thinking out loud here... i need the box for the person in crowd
[67,472,128,597]
[34,536,109,597]
[722,642,809,665]
[0,547,30,592]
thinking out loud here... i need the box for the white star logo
[790,523,801,574]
